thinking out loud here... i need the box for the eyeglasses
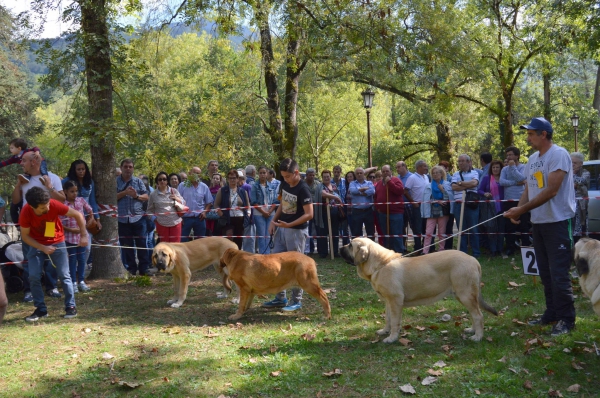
[368,175,375,179]
[157,178,167,181]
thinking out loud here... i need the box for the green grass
[1,252,599,397]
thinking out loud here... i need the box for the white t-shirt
[451,169,479,201]
[525,144,575,224]
[404,173,428,205]
[21,172,64,204]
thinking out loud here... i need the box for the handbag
[206,209,220,220]
[460,171,480,210]
[479,201,498,232]
[173,201,189,218]
[86,218,101,235]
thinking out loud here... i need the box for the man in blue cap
[504,117,576,336]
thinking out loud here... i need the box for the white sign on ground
[520,246,539,276]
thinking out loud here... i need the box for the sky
[1,0,72,38]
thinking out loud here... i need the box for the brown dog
[219,248,331,320]
[340,238,497,343]
[573,238,600,316]
[152,237,238,308]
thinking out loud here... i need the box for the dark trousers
[351,208,375,240]
[407,205,423,251]
[444,214,455,250]
[317,207,340,257]
[532,220,575,324]
[118,218,150,275]
[502,201,531,252]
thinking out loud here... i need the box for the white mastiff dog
[573,238,600,316]
[340,238,497,343]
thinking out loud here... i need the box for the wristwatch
[48,187,55,193]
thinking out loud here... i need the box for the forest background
[1,0,600,277]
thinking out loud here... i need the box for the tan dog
[340,238,497,343]
[219,249,331,320]
[573,238,600,316]
[152,237,238,308]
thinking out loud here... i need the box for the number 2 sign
[520,247,539,276]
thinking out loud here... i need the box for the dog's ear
[167,247,176,264]
[151,251,157,266]
[220,248,237,269]
[355,243,370,265]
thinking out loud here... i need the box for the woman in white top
[147,171,185,242]
[215,169,252,249]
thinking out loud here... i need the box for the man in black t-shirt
[262,158,314,312]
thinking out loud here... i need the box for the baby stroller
[1,240,25,293]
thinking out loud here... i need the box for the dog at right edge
[573,238,600,316]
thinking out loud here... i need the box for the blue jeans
[377,212,405,253]
[181,217,206,242]
[351,208,375,239]
[27,241,74,312]
[21,241,57,293]
[67,243,87,284]
[454,205,480,257]
[242,223,256,253]
[254,213,274,254]
[317,207,340,258]
[118,218,150,275]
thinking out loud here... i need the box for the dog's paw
[170,302,182,308]
[464,327,474,334]
[167,299,177,305]
[469,334,483,342]
[228,314,242,321]
[376,328,390,336]
[231,297,240,304]
[382,335,398,344]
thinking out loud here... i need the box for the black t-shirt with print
[278,179,312,229]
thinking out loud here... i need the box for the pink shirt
[60,197,92,244]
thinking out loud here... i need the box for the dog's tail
[479,293,498,316]
[220,261,233,294]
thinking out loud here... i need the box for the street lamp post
[361,88,375,167]
[571,113,580,152]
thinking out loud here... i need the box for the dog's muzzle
[155,260,167,271]
[340,245,355,266]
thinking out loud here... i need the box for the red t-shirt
[19,199,69,245]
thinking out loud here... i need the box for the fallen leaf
[441,345,453,353]
[270,371,281,377]
[322,369,342,378]
[572,361,584,370]
[566,384,580,392]
[475,389,481,395]
[301,333,316,341]
[248,358,257,363]
[118,381,143,388]
[429,325,439,330]
[498,356,507,363]
[163,326,181,335]
[548,388,563,397]
[423,339,435,344]
[427,369,443,376]
[163,377,169,382]
[399,384,416,394]
[205,333,220,338]
[508,368,518,374]
[523,380,533,390]
[101,352,114,360]
[399,338,412,346]
[415,326,426,331]
[421,376,437,386]
[433,360,447,368]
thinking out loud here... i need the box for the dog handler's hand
[503,208,522,225]
[42,245,57,255]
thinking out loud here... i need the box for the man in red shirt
[374,165,405,253]
[20,187,88,322]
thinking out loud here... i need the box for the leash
[260,228,277,254]
[402,212,506,257]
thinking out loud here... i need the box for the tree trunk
[284,35,301,161]
[502,93,514,148]
[79,0,124,279]
[589,65,600,160]
[435,120,452,167]
[543,72,552,122]
[255,2,284,167]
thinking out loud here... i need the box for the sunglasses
[368,175,375,179]
[157,178,167,181]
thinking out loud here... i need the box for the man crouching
[20,187,88,321]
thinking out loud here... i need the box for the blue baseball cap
[519,117,553,133]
